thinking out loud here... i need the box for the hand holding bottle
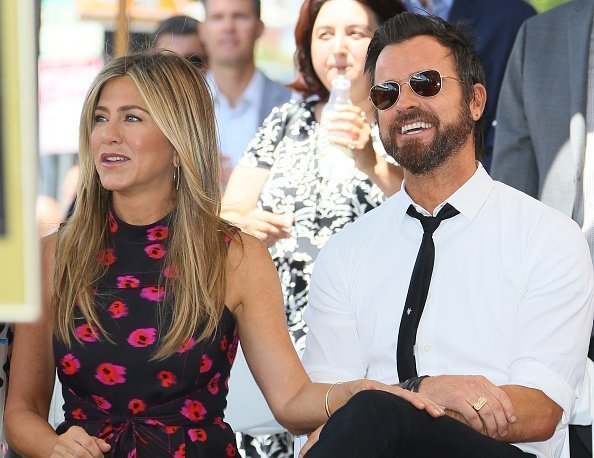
[319,75,375,177]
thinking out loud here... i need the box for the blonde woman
[4,52,442,457]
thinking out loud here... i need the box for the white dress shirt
[302,165,594,458]
[208,70,265,167]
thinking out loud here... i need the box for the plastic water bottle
[319,74,355,179]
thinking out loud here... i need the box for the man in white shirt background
[199,0,291,186]
[301,12,594,458]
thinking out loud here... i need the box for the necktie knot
[407,203,459,235]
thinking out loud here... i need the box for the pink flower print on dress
[108,212,118,233]
[227,332,239,364]
[177,337,197,354]
[226,443,238,457]
[173,444,186,458]
[200,354,212,373]
[140,286,165,302]
[128,399,146,415]
[75,323,99,342]
[164,425,179,435]
[214,416,228,429]
[180,399,207,422]
[188,428,208,442]
[72,408,87,420]
[127,328,157,348]
[163,265,177,278]
[108,300,128,318]
[144,243,166,259]
[220,335,228,351]
[127,449,136,458]
[146,225,168,241]
[92,395,112,410]
[145,419,165,427]
[207,372,221,395]
[95,363,126,385]
[60,354,80,375]
[117,275,140,289]
[98,248,116,267]
[100,424,114,440]
[157,370,176,388]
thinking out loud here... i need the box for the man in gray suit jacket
[491,0,592,220]
[491,2,594,456]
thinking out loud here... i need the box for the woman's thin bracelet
[324,382,342,418]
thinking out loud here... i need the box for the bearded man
[299,12,594,458]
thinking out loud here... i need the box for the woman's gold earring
[173,166,180,191]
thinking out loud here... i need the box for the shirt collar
[206,69,265,108]
[395,162,494,225]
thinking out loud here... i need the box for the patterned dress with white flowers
[53,211,239,457]
[237,100,384,458]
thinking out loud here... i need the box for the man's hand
[419,375,517,438]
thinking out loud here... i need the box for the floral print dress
[53,211,239,457]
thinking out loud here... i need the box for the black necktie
[397,203,459,381]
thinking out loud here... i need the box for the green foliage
[529,0,571,13]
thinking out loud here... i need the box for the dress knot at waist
[60,402,233,455]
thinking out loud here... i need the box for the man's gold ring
[472,396,487,411]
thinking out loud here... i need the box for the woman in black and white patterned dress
[222,0,405,456]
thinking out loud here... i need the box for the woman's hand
[323,104,403,195]
[347,379,446,417]
[238,209,294,247]
[324,104,376,169]
[50,426,111,458]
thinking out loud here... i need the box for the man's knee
[335,389,413,425]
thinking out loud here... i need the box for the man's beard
[381,103,474,176]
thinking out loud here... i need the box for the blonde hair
[53,51,233,359]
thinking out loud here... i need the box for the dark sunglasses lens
[370,83,399,110]
[410,70,442,97]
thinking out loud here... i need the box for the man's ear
[470,83,487,121]
[256,19,264,39]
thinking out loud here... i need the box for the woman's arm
[4,235,110,457]
[222,166,293,246]
[225,233,444,435]
[5,235,63,455]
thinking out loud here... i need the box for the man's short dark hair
[365,12,486,158]
[154,15,200,41]
[203,0,261,19]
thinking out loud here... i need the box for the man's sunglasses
[369,69,463,111]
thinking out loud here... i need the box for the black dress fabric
[53,211,240,457]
